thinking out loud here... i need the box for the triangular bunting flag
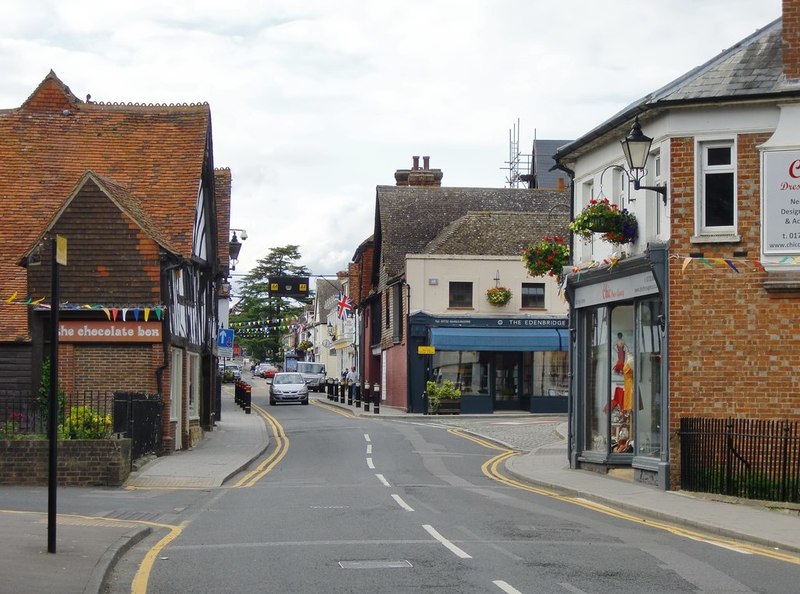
[121,308,129,321]
[144,308,151,322]
[133,308,140,321]
[4,292,17,303]
[111,307,119,321]
[102,307,111,320]
[724,259,739,273]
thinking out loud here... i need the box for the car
[222,364,242,382]
[269,372,309,405]
[259,363,279,379]
[296,361,326,392]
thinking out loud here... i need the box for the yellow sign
[55,235,67,266]
[417,345,436,355]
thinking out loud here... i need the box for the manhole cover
[339,560,413,569]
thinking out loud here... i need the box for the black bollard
[355,383,361,408]
[373,383,380,414]
[363,383,370,412]
[347,379,353,406]
[244,383,251,414]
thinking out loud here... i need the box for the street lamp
[620,116,668,205]
[228,229,247,270]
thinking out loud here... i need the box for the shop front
[407,313,569,414]
[565,247,670,488]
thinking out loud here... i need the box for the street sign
[418,345,436,355]
[217,328,234,358]
[268,275,310,298]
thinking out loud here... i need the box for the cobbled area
[410,416,567,453]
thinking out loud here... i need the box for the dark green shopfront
[407,313,569,414]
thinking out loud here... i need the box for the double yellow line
[450,428,800,566]
[233,402,289,488]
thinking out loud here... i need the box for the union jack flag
[337,292,353,319]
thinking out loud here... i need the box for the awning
[429,327,568,352]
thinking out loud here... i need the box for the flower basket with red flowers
[569,198,637,244]
[521,236,570,283]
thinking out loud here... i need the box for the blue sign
[217,328,234,357]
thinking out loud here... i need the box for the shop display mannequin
[613,333,626,374]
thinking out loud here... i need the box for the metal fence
[680,417,800,503]
[1,391,162,462]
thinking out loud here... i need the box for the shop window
[170,347,183,422]
[521,283,545,309]
[494,352,519,406]
[431,351,487,395]
[610,304,634,454]
[697,140,736,235]
[584,307,609,453]
[188,352,200,419]
[524,351,568,397]
[448,281,473,308]
[635,298,662,458]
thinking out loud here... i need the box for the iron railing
[680,417,800,503]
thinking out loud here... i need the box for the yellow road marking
[447,429,800,566]
[234,403,289,488]
[131,521,187,594]
[312,399,357,418]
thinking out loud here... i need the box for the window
[170,348,183,422]
[392,283,403,343]
[448,281,473,308]
[521,283,545,309]
[699,141,735,233]
[188,352,200,419]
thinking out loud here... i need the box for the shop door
[493,352,520,410]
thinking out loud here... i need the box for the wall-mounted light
[620,116,668,205]
[228,228,247,270]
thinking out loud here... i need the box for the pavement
[3,381,800,593]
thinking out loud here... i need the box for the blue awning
[429,327,568,352]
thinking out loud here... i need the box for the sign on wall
[217,328,234,358]
[762,150,800,255]
[268,276,309,298]
[58,321,162,343]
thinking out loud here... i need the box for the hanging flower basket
[521,236,570,283]
[486,286,512,306]
[569,198,638,244]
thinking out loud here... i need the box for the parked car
[269,372,309,405]
[259,363,279,379]
[221,364,241,383]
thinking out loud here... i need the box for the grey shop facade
[564,245,670,489]
[407,312,569,414]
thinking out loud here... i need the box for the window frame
[696,138,737,237]
[448,281,473,309]
[521,282,545,309]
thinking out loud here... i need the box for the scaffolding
[502,118,533,188]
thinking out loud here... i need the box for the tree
[232,245,311,362]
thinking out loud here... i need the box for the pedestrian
[346,366,359,399]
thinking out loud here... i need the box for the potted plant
[569,198,637,244]
[522,236,570,283]
[486,286,512,306]
[426,379,461,414]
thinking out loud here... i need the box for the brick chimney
[784,0,800,79]
[394,155,443,186]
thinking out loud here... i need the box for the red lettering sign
[789,159,800,178]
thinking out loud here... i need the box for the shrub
[61,406,112,439]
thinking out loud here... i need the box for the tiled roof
[422,211,570,256]
[0,71,212,341]
[375,186,570,279]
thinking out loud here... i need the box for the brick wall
[668,133,800,488]
[0,439,131,486]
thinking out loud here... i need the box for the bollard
[326,378,334,400]
[347,379,353,406]
[363,383,370,412]
[373,383,380,414]
[244,382,251,414]
[339,379,346,403]
[355,382,362,408]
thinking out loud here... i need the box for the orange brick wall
[667,133,800,487]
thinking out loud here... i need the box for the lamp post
[228,229,247,270]
[620,116,668,204]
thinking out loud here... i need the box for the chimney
[784,0,800,79]
[557,177,566,191]
[395,155,443,186]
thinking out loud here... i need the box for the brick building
[555,1,800,489]
[0,72,231,453]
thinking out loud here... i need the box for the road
[100,389,800,593]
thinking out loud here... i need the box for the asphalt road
[98,391,800,594]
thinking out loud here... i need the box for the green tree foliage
[232,245,312,362]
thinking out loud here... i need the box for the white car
[269,372,309,405]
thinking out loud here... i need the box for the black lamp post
[620,116,668,205]
[228,232,242,269]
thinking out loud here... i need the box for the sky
[0,0,783,279]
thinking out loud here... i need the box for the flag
[337,293,353,319]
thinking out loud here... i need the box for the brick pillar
[784,0,800,79]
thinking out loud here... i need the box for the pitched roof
[422,210,570,256]
[0,71,212,340]
[375,186,569,280]
[556,17,792,160]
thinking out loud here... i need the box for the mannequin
[622,352,634,410]
[613,333,626,374]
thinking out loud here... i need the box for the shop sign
[762,150,800,254]
[58,320,162,343]
[417,345,436,355]
[574,271,658,308]
[428,316,567,329]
